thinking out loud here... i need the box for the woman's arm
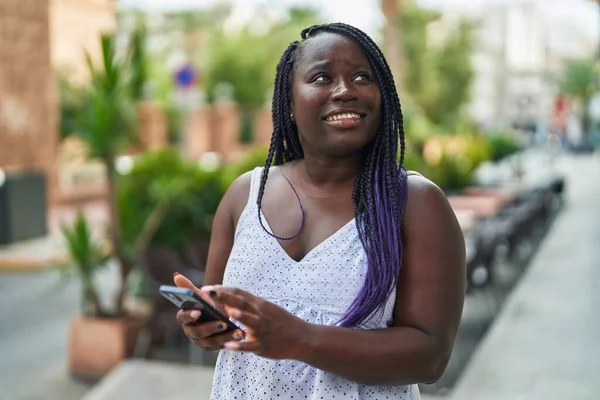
[173,172,252,350]
[202,171,252,286]
[297,175,466,385]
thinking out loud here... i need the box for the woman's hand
[174,274,244,351]
[202,285,315,360]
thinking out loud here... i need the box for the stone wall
[0,0,58,201]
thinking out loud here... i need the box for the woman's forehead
[296,32,369,68]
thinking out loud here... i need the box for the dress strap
[247,166,264,207]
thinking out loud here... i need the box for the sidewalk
[449,154,600,400]
[0,201,106,271]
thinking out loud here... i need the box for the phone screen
[159,285,242,333]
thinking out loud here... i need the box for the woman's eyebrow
[303,59,370,72]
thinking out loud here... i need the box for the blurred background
[0,0,599,399]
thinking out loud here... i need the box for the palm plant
[60,211,111,316]
[72,33,138,316]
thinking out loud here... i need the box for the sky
[119,0,600,46]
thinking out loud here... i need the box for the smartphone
[159,285,242,333]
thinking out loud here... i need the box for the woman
[175,22,465,399]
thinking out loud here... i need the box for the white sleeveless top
[210,167,420,400]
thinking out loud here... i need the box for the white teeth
[326,113,361,122]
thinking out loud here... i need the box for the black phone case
[160,289,241,333]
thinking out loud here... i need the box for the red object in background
[554,94,568,115]
[552,94,569,133]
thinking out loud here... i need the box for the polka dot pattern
[210,167,419,400]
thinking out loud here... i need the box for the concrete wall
[0,0,58,201]
[49,0,116,83]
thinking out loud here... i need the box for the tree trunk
[105,159,132,317]
[582,100,592,138]
[87,284,105,316]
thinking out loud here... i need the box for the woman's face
[291,32,382,158]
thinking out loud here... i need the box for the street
[0,265,118,399]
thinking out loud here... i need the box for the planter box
[0,170,47,245]
[69,314,148,381]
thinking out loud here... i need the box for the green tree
[560,58,599,136]
[204,6,321,110]
[127,11,150,101]
[399,2,475,131]
[203,29,273,110]
[202,6,321,142]
[433,20,475,129]
[161,5,231,61]
[400,3,439,102]
[266,6,322,67]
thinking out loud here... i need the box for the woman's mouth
[323,112,364,129]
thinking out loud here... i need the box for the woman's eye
[354,73,370,82]
[313,74,330,83]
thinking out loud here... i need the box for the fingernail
[190,310,201,320]
[216,323,224,331]
[223,305,233,317]
[173,272,180,277]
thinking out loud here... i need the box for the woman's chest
[224,221,367,315]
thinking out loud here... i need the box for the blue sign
[174,65,197,88]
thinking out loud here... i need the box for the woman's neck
[295,154,363,188]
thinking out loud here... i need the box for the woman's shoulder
[226,164,289,222]
[405,169,435,188]
[404,171,454,226]
[406,169,424,178]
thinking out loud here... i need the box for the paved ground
[0,201,106,271]
[449,154,600,400]
[0,264,118,400]
[0,152,597,400]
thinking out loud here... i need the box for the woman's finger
[176,308,202,325]
[205,286,260,312]
[184,320,230,340]
[174,273,214,306]
[197,329,245,350]
[223,339,262,353]
[224,307,262,331]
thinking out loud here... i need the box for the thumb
[173,273,211,304]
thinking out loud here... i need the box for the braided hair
[257,23,408,328]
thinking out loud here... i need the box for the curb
[0,255,69,272]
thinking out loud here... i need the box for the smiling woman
[173,22,466,400]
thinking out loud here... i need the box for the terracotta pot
[68,314,148,381]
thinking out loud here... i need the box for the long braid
[257,41,301,237]
[259,23,408,328]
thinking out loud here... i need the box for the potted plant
[59,212,117,379]
[62,31,159,380]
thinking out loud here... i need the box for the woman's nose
[331,80,358,102]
